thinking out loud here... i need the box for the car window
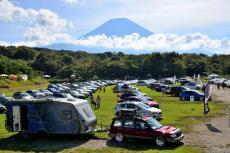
[135,121,147,129]
[124,120,135,128]
[126,104,135,109]
[119,104,125,108]
[113,120,122,127]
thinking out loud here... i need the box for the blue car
[179,90,205,101]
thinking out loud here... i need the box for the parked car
[179,90,205,101]
[185,82,202,90]
[137,80,147,86]
[149,83,161,90]
[108,111,183,147]
[75,89,90,97]
[26,90,45,98]
[156,85,169,92]
[170,86,189,97]
[0,103,6,114]
[70,91,86,99]
[13,92,34,100]
[118,96,159,108]
[115,101,162,120]
[39,89,53,97]
[0,94,15,105]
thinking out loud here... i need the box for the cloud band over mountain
[1,33,230,54]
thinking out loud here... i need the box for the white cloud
[0,0,73,45]
[63,33,230,54]
[1,33,229,54]
[63,0,78,4]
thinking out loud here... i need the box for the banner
[204,83,212,115]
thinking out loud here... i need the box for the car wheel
[155,136,166,147]
[115,133,124,142]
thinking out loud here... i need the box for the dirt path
[184,86,230,153]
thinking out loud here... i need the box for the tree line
[0,46,230,80]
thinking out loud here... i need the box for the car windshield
[146,118,163,129]
[137,102,150,109]
[21,93,30,97]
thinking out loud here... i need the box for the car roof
[120,101,140,104]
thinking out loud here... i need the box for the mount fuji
[81,18,153,38]
[45,18,154,52]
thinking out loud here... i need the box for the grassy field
[0,77,49,96]
[0,85,227,153]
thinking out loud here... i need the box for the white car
[115,101,162,120]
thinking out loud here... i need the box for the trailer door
[13,106,21,132]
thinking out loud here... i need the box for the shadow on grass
[0,133,98,152]
[106,139,184,151]
[0,133,184,152]
[205,123,222,133]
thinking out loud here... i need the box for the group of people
[216,81,227,90]
[99,86,106,92]
[90,93,101,109]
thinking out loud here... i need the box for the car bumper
[108,132,115,138]
[167,134,184,143]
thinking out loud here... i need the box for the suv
[108,112,184,147]
[115,101,162,120]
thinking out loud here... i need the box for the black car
[170,86,189,97]
[149,83,161,90]
[156,85,168,92]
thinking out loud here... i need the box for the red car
[108,115,183,147]
[118,96,159,108]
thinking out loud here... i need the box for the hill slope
[81,18,153,38]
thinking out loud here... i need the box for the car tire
[155,136,166,147]
[115,133,124,142]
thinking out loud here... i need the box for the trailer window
[62,110,72,120]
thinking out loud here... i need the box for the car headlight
[170,134,177,138]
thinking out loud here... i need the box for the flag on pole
[204,83,212,115]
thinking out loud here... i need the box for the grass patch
[0,77,49,96]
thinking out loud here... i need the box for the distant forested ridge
[0,46,230,79]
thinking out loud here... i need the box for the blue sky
[0,0,230,54]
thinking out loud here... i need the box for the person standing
[90,93,96,109]
[103,87,106,92]
[96,95,101,108]
[217,82,220,90]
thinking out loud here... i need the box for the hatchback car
[108,115,183,147]
[115,101,162,120]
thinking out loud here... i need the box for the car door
[134,120,153,140]
[123,120,136,138]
